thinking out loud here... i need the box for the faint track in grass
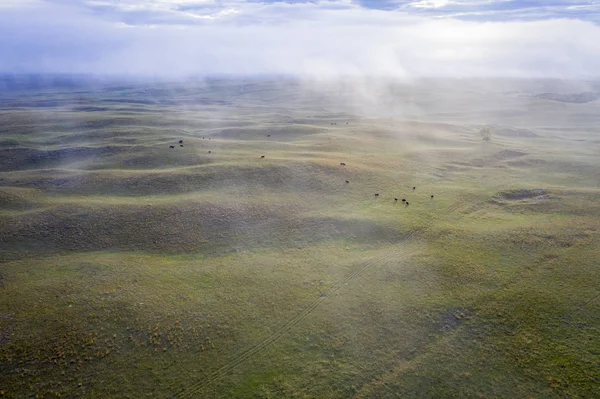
[171,185,499,399]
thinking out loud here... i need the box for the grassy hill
[1,78,599,398]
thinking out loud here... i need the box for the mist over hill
[1,75,600,397]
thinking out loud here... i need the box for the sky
[1,0,600,78]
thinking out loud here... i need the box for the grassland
[1,77,599,398]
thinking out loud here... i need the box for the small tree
[479,126,492,142]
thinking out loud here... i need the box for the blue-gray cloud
[36,0,600,25]
[1,0,600,77]
[402,0,600,23]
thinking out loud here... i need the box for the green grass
[1,78,599,398]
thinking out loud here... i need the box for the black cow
[413,187,416,190]
[340,162,346,166]
[375,193,379,197]
[401,199,406,202]
[431,194,434,198]
[405,202,410,206]
[345,180,349,184]
[208,151,211,154]
[179,140,183,144]
[180,145,183,147]
[394,198,398,201]
[261,155,265,159]
[169,145,175,148]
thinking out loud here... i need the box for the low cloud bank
[1,1,600,79]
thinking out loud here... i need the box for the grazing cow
[180,145,183,147]
[345,180,349,183]
[169,145,175,148]
[179,140,183,144]
[406,202,410,206]
[208,151,211,154]
[375,193,379,197]
[340,162,346,166]
[402,199,406,202]
[413,187,416,190]
[267,134,271,137]
[202,137,205,139]
[431,194,434,198]
[394,198,398,201]
[261,155,265,158]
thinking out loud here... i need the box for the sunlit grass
[1,81,599,398]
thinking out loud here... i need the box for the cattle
[413,187,416,190]
[401,199,406,202]
[394,198,398,201]
[431,194,434,198]
[375,193,379,197]
[345,180,349,183]
[169,145,175,148]
[208,151,212,154]
[180,145,183,147]
[267,134,271,137]
[340,162,346,166]
[179,140,183,144]
[261,155,265,159]
[405,202,410,206]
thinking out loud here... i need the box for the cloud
[409,0,456,9]
[1,0,600,78]
[402,0,600,22]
